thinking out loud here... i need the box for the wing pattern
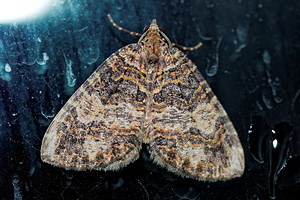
[41,44,146,171]
[41,18,245,181]
[149,48,244,181]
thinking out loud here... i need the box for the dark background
[0,0,299,199]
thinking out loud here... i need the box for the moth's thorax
[140,32,167,57]
[138,19,171,61]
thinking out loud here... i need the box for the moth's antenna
[107,14,141,37]
[172,42,203,51]
[107,14,202,51]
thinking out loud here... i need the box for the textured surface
[1,0,299,199]
[41,44,145,171]
[41,18,244,181]
[149,48,244,180]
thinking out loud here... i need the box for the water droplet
[206,63,218,77]
[268,122,293,199]
[37,52,49,65]
[112,178,124,190]
[172,184,198,199]
[278,155,300,185]
[248,115,269,163]
[272,139,278,148]
[78,40,100,65]
[269,77,283,104]
[41,105,55,119]
[115,0,125,10]
[235,44,247,53]
[12,175,22,200]
[29,166,36,176]
[0,63,12,81]
[236,25,248,43]
[205,37,222,77]
[206,2,214,8]
[65,181,72,186]
[261,89,273,109]
[4,63,11,72]
[34,52,50,75]
[65,171,74,180]
[263,50,271,65]
[249,117,294,199]
[64,53,76,87]
[241,68,260,94]
[12,113,17,117]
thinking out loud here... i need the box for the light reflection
[272,139,278,149]
[0,0,51,23]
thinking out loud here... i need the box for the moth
[41,14,244,181]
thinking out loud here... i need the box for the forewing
[150,48,244,181]
[41,44,146,171]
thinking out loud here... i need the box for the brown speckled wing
[149,47,245,181]
[41,44,146,171]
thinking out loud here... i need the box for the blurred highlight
[0,0,51,23]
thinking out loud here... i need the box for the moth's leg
[107,14,141,37]
[172,42,203,51]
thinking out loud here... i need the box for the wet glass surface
[0,0,299,199]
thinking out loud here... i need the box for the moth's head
[138,19,172,56]
[143,19,161,32]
